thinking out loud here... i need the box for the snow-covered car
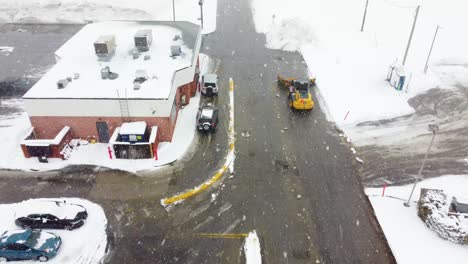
[196,104,219,132]
[201,73,219,96]
[0,229,61,262]
[15,200,87,230]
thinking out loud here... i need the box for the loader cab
[293,79,311,91]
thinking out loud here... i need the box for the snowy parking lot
[0,198,108,263]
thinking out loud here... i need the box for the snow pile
[244,230,262,264]
[366,175,468,264]
[0,46,14,54]
[418,188,468,245]
[0,198,108,264]
[0,0,217,34]
[250,0,468,125]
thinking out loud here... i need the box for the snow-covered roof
[120,121,147,135]
[23,21,200,100]
[201,108,214,118]
[22,126,70,146]
[14,200,85,220]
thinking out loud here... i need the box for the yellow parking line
[194,233,248,239]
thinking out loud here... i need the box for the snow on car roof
[201,108,214,118]
[23,21,196,100]
[0,229,30,244]
[119,121,147,135]
[203,73,218,83]
[14,199,85,220]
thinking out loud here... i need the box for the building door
[96,122,110,143]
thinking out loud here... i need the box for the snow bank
[250,0,468,125]
[366,175,468,264]
[244,230,262,264]
[0,198,108,264]
[0,0,217,34]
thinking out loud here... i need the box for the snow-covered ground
[250,0,468,127]
[0,0,217,34]
[0,54,212,173]
[366,175,468,264]
[0,198,108,264]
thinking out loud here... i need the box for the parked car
[197,104,219,132]
[15,200,88,230]
[201,73,219,96]
[0,229,61,262]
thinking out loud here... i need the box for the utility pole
[424,25,440,74]
[199,0,204,29]
[404,124,438,207]
[172,0,176,21]
[402,5,420,66]
[361,0,370,32]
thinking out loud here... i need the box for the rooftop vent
[94,35,116,57]
[171,45,181,57]
[101,66,119,80]
[134,69,148,84]
[57,79,69,89]
[134,29,153,52]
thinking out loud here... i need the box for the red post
[344,110,350,121]
[107,146,113,159]
[382,183,387,197]
[153,144,158,160]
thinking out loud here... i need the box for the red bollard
[382,183,387,197]
[153,144,158,160]
[344,110,350,121]
[107,146,113,159]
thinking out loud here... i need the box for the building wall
[30,116,174,142]
[24,98,174,117]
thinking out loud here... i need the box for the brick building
[21,21,202,159]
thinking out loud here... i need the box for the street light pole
[402,5,420,66]
[172,0,176,21]
[424,25,440,74]
[199,0,204,29]
[404,124,439,207]
[361,0,370,32]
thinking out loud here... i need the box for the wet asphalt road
[0,0,395,263]
[0,24,82,98]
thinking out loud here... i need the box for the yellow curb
[194,233,249,239]
[161,79,235,207]
[162,165,228,205]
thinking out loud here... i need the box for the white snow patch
[119,121,147,135]
[0,0,217,34]
[0,46,14,54]
[0,198,108,264]
[366,175,468,264]
[244,230,262,264]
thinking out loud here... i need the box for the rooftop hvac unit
[134,29,153,52]
[94,35,116,57]
[57,79,69,89]
[171,45,181,57]
[134,69,148,84]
